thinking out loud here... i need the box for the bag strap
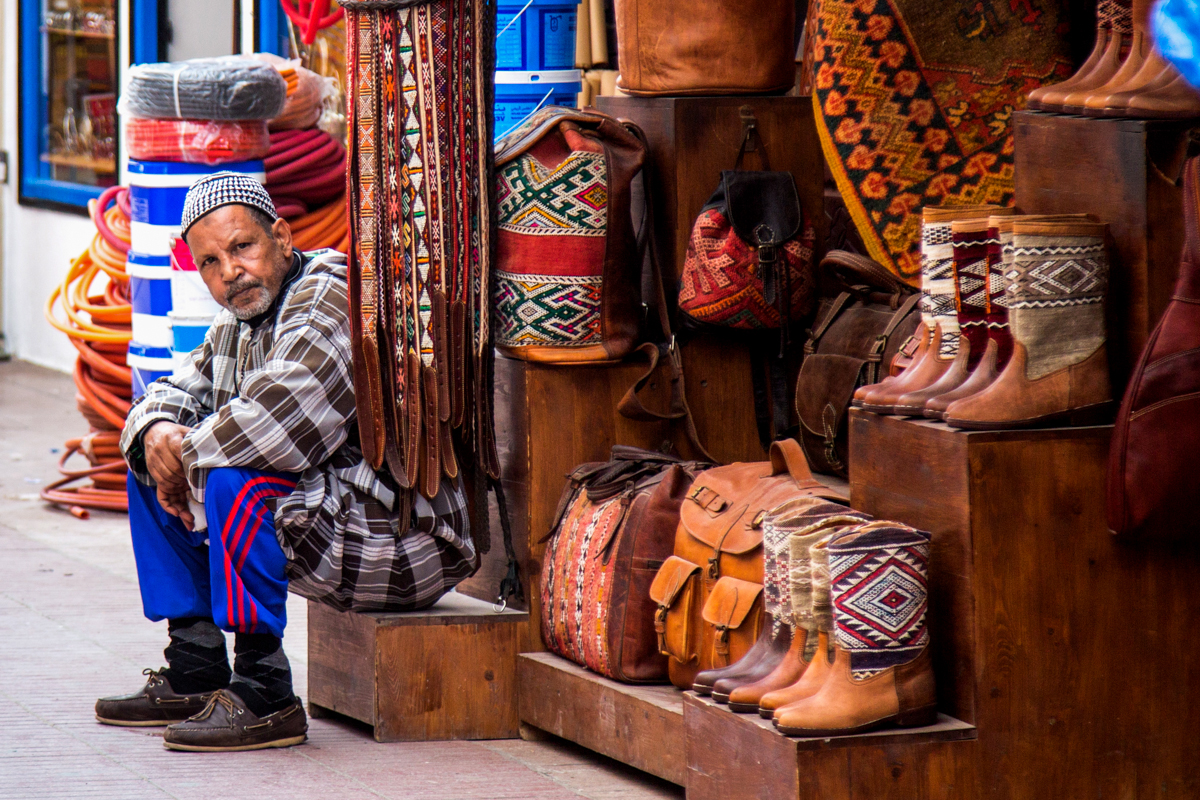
[821,250,913,298]
[864,292,922,383]
[733,106,771,171]
[489,475,524,611]
[804,291,853,356]
[615,123,715,463]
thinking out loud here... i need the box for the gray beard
[228,287,273,320]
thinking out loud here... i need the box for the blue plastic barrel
[494,70,582,140]
[127,342,175,400]
[169,310,216,372]
[126,252,173,353]
[496,0,577,71]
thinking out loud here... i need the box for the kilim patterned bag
[344,0,499,505]
[678,110,816,331]
[540,448,709,682]
[492,107,647,363]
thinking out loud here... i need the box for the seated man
[97,172,476,752]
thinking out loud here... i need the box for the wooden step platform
[307,592,529,742]
[517,652,687,786]
[684,693,975,800]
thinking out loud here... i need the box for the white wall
[1,0,95,373]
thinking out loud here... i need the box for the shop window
[18,0,159,211]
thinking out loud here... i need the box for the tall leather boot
[893,213,1013,416]
[945,218,1113,429]
[697,496,836,697]
[926,214,1094,419]
[857,205,1001,414]
[727,509,869,713]
[775,521,936,736]
[1033,0,1132,112]
[1028,0,1131,111]
[757,517,862,719]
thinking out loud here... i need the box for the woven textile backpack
[493,107,646,363]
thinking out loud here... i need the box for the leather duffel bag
[541,447,709,682]
[613,0,796,96]
[795,252,921,476]
[649,440,844,690]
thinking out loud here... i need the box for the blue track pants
[127,467,298,638]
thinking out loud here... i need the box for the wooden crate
[518,652,686,786]
[684,693,975,800]
[307,592,529,742]
[847,410,1200,796]
[596,95,827,284]
[1013,111,1193,390]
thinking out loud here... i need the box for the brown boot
[946,218,1113,429]
[1067,26,1151,113]
[1031,0,1132,112]
[851,324,931,409]
[1122,73,1200,118]
[774,521,936,737]
[162,690,307,752]
[727,511,868,713]
[925,339,999,420]
[858,325,949,413]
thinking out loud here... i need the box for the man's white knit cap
[181,171,278,238]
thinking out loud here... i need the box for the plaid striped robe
[121,249,477,612]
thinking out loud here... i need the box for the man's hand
[144,421,196,530]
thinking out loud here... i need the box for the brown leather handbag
[613,0,796,96]
[541,447,709,682]
[1107,157,1200,539]
[795,252,921,476]
[493,107,646,363]
[649,440,844,690]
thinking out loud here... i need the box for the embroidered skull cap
[181,171,278,239]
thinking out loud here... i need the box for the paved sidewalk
[0,360,682,800]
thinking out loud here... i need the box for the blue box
[494,70,582,140]
[496,0,577,71]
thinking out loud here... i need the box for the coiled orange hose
[42,186,134,514]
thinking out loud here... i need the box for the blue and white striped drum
[125,159,265,398]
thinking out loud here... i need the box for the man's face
[186,205,294,321]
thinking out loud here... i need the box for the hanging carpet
[812,0,1074,281]
[344,0,499,504]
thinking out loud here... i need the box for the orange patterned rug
[812,0,1075,281]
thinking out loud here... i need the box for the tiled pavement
[0,360,683,800]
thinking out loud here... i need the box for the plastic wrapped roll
[251,53,337,131]
[125,118,271,164]
[119,57,288,120]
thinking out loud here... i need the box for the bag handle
[615,122,715,463]
[769,438,815,484]
[733,106,772,171]
[822,250,913,298]
[863,291,921,384]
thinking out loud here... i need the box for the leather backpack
[678,109,816,332]
[613,0,796,96]
[493,107,645,364]
[649,440,844,690]
[795,252,921,476]
[541,447,709,682]
[1108,156,1200,539]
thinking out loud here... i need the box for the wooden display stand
[306,592,528,742]
[518,653,687,786]
[1013,111,1195,389]
[685,694,974,799]
[840,410,1200,796]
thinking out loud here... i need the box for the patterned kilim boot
[708,498,833,703]
[945,217,1112,429]
[696,497,833,697]
[727,505,867,714]
[856,205,1000,414]
[893,211,1014,416]
[757,513,869,720]
[774,521,936,736]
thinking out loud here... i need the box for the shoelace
[192,690,243,722]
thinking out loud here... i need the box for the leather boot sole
[710,691,731,704]
[946,400,1113,431]
[163,733,308,752]
[691,685,714,697]
[774,703,938,737]
[727,701,761,713]
[758,707,776,719]
[96,715,174,728]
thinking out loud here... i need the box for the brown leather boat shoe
[95,668,218,727]
[163,689,307,752]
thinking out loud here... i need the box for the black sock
[228,633,296,717]
[162,617,231,694]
